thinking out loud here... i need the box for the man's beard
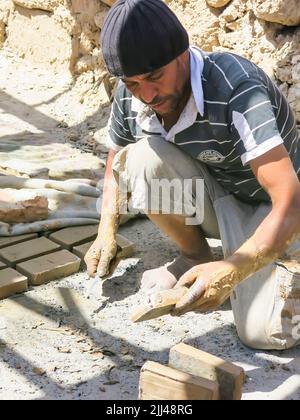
[147,84,190,116]
[152,94,180,114]
[140,54,191,116]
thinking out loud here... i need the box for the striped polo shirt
[107,46,300,203]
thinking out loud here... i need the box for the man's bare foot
[141,253,212,294]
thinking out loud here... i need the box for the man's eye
[125,82,137,89]
[149,74,162,82]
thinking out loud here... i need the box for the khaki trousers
[112,137,300,350]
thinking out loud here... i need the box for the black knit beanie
[100,0,189,77]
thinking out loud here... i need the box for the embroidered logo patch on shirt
[197,150,225,163]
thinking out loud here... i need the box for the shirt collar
[189,45,204,117]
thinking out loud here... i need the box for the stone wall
[0,0,12,45]
[0,0,299,122]
[0,0,109,74]
[169,0,300,124]
[167,0,300,122]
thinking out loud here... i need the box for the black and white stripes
[107,48,300,204]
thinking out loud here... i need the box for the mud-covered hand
[84,230,118,278]
[172,260,240,315]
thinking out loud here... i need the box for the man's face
[121,50,190,116]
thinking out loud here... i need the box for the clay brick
[16,250,81,285]
[114,234,135,257]
[0,233,38,249]
[0,260,6,270]
[49,225,98,250]
[72,234,134,260]
[72,241,92,259]
[169,343,245,400]
[139,361,219,400]
[0,237,61,267]
[0,268,28,300]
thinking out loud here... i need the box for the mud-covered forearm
[85,149,121,277]
[225,205,300,286]
[173,206,300,315]
[174,154,300,314]
[98,183,120,237]
[98,148,120,236]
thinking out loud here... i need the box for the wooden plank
[169,343,245,400]
[131,287,188,322]
[139,361,219,400]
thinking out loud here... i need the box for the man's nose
[140,82,157,105]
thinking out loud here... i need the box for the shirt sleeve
[228,79,283,165]
[106,81,136,151]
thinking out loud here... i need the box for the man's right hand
[84,233,118,278]
[85,148,121,278]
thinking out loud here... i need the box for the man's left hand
[172,260,239,315]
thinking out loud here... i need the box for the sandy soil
[0,48,300,401]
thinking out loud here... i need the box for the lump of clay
[0,196,49,223]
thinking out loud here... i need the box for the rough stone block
[206,0,231,8]
[100,0,116,7]
[0,268,28,299]
[49,225,99,250]
[253,0,300,26]
[139,361,219,400]
[0,237,61,267]
[12,1,59,12]
[72,0,100,14]
[169,343,245,400]
[17,250,81,285]
[0,233,38,249]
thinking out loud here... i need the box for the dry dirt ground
[0,49,300,401]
